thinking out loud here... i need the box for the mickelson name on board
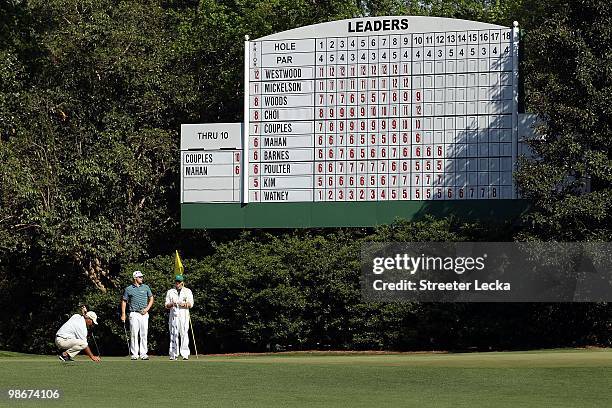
[348,18,409,33]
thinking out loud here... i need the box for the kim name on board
[262,177,276,187]
[255,176,312,189]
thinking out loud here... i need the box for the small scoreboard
[180,123,242,203]
[181,16,523,228]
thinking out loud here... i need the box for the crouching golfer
[55,311,101,362]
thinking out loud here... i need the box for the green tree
[0,1,185,290]
[515,0,612,241]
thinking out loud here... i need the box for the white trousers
[169,312,190,359]
[129,312,149,358]
[55,337,87,358]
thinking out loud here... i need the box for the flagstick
[189,314,199,359]
[175,250,196,358]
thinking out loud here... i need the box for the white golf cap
[133,270,143,278]
[85,311,98,325]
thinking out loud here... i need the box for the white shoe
[141,355,149,360]
[182,356,189,360]
[169,356,177,361]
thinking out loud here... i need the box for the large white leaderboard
[245,16,519,203]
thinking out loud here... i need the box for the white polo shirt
[165,287,194,317]
[56,314,88,341]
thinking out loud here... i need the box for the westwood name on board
[261,68,310,80]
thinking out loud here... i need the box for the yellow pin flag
[174,250,184,276]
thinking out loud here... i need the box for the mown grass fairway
[1,350,611,407]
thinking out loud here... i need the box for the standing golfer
[55,311,101,362]
[164,275,194,360]
[121,270,154,360]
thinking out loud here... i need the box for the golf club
[122,321,130,356]
[91,330,101,357]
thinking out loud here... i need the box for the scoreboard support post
[511,21,520,199]
[243,35,250,204]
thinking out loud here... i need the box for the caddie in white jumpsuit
[164,274,194,360]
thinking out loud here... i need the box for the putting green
[1,350,611,407]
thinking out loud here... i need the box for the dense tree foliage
[16,221,607,355]
[0,0,610,354]
[515,0,612,241]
